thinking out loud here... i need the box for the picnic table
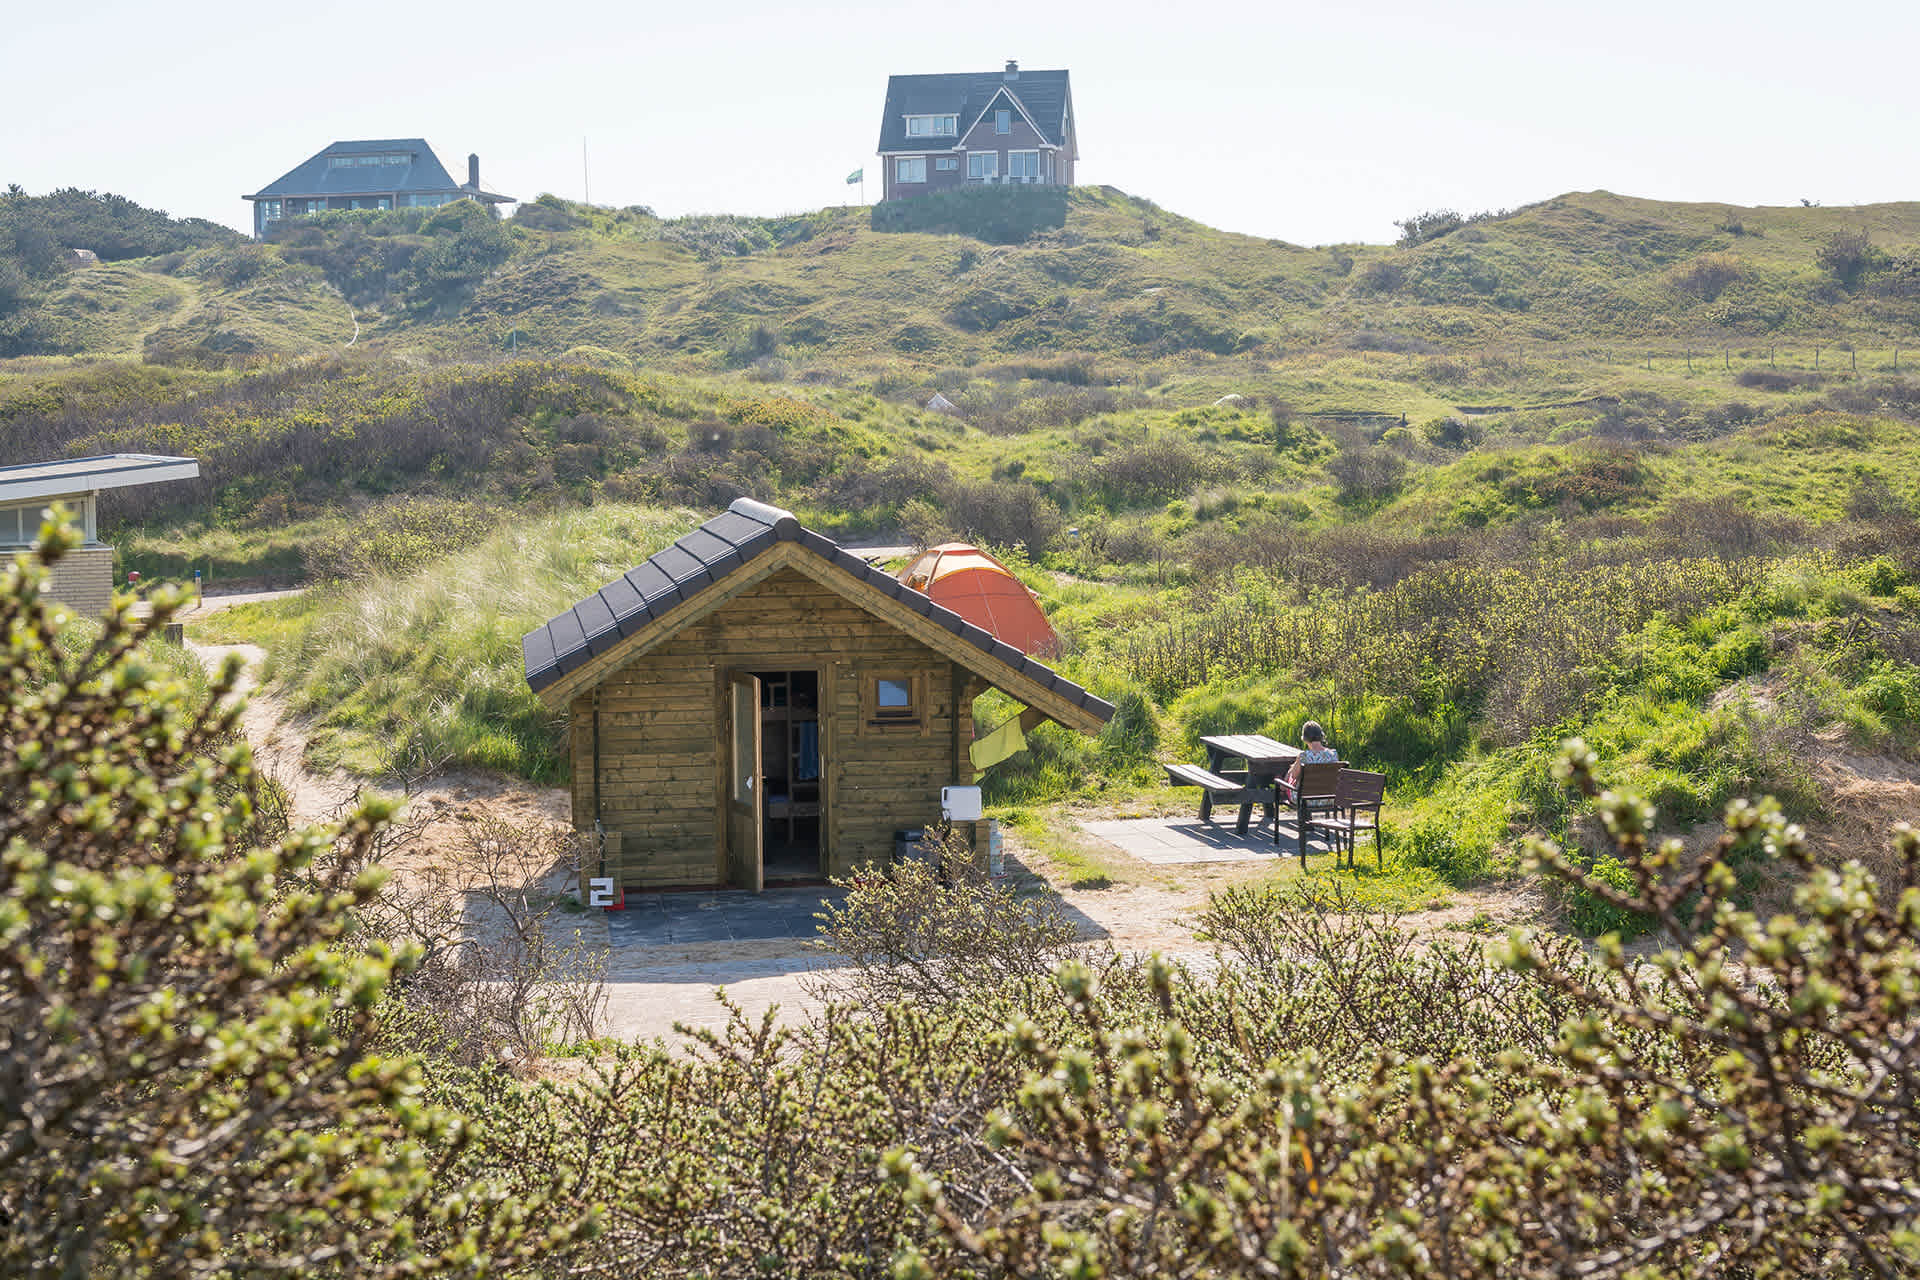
[1196,734,1299,831]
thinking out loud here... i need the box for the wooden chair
[1276,760,1343,855]
[1309,769,1387,868]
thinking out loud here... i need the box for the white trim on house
[1006,149,1042,180]
[894,156,928,184]
[959,87,1049,145]
[966,151,998,180]
[0,454,200,505]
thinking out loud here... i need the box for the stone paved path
[1078,816,1338,865]
[598,887,852,1041]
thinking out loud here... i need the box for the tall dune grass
[261,503,699,781]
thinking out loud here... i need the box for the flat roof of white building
[0,454,200,504]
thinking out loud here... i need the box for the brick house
[876,62,1078,202]
[243,139,512,239]
[0,454,200,615]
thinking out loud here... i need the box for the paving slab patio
[606,886,847,951]
[1079,816,1340,865]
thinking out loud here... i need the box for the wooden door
[725,671,764,893]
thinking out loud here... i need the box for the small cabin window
[935,156,959,171]
[866,673,924,731]
[895,157,927,184]
[995,109,1011,134]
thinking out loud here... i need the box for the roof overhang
[523,500,1112,736]
[0,454,200,505]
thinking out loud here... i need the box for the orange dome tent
[899,543,1060,657]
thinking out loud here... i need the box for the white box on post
[941,785,983,821]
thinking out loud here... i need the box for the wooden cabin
[522,499,1113,894]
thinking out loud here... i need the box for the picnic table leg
[1199,747,1228,824]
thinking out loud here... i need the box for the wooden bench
[1163,763,1242,794]
[1164,763,1276,836]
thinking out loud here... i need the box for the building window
[328,153,408,168]
[1008,150,1041,180]
[865,673,924,730]
[995,109,1011,134]
[0,504,76,547]
[895,156,927,184]
[967,152,997,180]
[906,114,957,137]
[934,156,958,171]
[260,199,282,222]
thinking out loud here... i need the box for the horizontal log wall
[572,566,972,889]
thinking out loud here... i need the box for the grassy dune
[209,504,698,779]
[18,187,1920,370]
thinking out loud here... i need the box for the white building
[0,454,200,613]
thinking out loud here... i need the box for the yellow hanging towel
[968,714,1029,772]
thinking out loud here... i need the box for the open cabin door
[726,671,764,893]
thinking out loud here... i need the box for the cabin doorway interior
[726,668,824,889]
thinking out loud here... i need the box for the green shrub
[870,186,1068,243]
[1566,853,1654,938]
[1404,819,1490,883]
[2,531,583,1273]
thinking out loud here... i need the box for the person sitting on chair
[1276,721,1339,801]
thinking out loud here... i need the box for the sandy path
[182,587,308,617]
[190,640,354,823]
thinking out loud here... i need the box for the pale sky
[4,0,1914,245]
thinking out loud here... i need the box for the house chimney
[1004,59,1019,80]
[467,154,480,190]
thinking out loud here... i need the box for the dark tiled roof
[244,138,510,202]
[877,70,1071,153]
[522,498,1114,723]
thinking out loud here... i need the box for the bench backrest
[1335,768,1387,807]
[1294,761,1343,801]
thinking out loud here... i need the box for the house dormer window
[905,114,957,137]
[326,153,409,169]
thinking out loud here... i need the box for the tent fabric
[899,542,1060,657]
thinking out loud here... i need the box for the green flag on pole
[845,168,863,184]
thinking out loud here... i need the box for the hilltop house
[242,139,512,239]
[522,499,1111,894]
[876,61,1078,202]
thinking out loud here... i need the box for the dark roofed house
[876,61,1078,202]
[524,499,1112,895]
[243,138,512,239]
